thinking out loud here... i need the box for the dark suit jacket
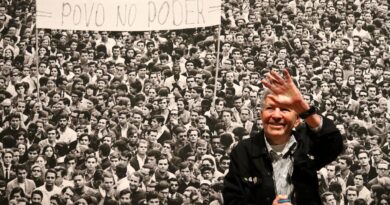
[112,124,131,140]
[242,120,255,134]
[358,166,377,185]
[0,164,16,182]
[101,157,111,170]
[131,188,146,205]
[157,130,172,144]
[178,178,200,194]
[223,117,343,205]
[178,144,194,160]
[343,171,355,187]
[130,155,146,171]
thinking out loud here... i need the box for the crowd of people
[0,0,388,204]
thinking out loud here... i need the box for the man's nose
[271,108,282,119]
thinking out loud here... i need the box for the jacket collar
[248,129,307,179]
[249,130,268,158]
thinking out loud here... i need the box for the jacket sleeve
[222,143,257,205]
[304,116,344,170]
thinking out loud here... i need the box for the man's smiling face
[261,95,300,143]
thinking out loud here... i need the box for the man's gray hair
[258,89,273,110]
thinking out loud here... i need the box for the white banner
[36,0,221,31]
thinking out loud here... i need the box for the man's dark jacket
[223,117,343,205]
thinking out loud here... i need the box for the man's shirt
[265,135,297,197]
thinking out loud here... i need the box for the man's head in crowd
[45,169,57,189]
[57,113,69,130]
[47,126,59,143]
[197,115,208,131]
[325,164,337,180]
[28,144,40,162]
[353,172,365,189]
[9,112,21,129]
[2,149,13,166]
[174,126,187,144]
[16,164,28,183]
[346,186,358,204]
[203,85,214,100]
[196,139,208,157]
[376,162,389,178]
[119,189,131,205]
[187,128,200,145]
[137,139,148,156]
[156,156,169,174]
[340,110,353,124]
[222,109,234,125]
[127,128,139,146]
[358,151,370,167]
[31,190,43,204]
[321,191,337,205]
[131,109,143,127]
[179,162,192,181]
[85,155,98,171]
[221,41,231,53]
[151,115,164,130]
[72,170,86,190]
[190,110,199,125]
[374,112,387,128]
[101,172,115,192]
[320,81,331,96]
[338,155,352,172]
[97,116,109,131]
[219,155,231,173]
[146,190,160,205]
[129,172,143,192]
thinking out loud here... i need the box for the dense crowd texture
[0,0,388,204]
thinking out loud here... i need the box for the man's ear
[293,116,301,128]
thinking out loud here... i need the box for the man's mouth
[268,123,285,129]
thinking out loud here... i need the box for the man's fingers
[261,79,273,90]
[283,69,295,84]
[266,94,279,104]
[272,195,291,205]
[266,73,283,86]
[266,73,277,84]
[266,73,284,88]
[270,71,285,84]
[262,78,284,95]
[261,78,281,93]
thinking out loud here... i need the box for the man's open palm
[261,69,304,111]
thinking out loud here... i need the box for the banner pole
[35,12,40,103]
[212,25,222,107]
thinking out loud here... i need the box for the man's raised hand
[261,69,307,113]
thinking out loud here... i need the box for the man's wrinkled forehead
[262,94,282,107]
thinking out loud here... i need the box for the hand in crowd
[272,195,292,205]
[262,69,306,113]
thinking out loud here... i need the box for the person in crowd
[357,151,378,185]
[223,70,343,204]
[352,172,373,204]
[33,169,61,205]
[71,170,99,201]
[6,164,36,198]
[0,149,16,182]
